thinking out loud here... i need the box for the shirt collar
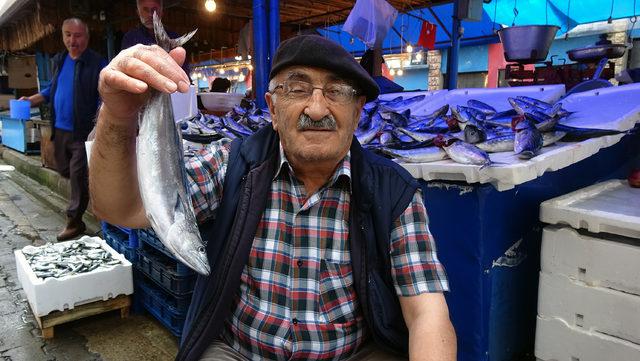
[274,142,352,190]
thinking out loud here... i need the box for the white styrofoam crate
[15,236,133,317]
[535,316,640,361]
[540,180,640,239]
[538,271,640,345]
[541,226,640,296]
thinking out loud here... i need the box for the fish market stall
[15,236,133,338]
[384,84,640,361]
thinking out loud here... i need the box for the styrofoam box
[537,271,640,345]
[540,180,640,239]
[541,226,640,296]
[535,316,640,361]
[15,236,133,317]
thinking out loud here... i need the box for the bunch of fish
[356,94,624,166]
[22,240,121,280]
[180,98,271,141]
[136,13,210,276]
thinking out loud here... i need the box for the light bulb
[233,67,239,73]
[248,64,254,71]
[397,69,404,76]
[205,0,216,12]
[247,55,252,60]
[234,55,242,61]
[389,69,396,76]
[238,74,246,82]
[406,44,413,53]
[218,68,225,75]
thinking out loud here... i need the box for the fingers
[105,44,190,95]
[99,66,148,95]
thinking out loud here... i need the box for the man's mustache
[297,114,336,130]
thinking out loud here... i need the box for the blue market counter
[420,130,640,361]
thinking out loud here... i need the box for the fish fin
[153,12,197,52]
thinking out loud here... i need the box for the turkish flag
[417,21,437,50]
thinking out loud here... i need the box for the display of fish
[380,146,448,163]
[136,13,210,275]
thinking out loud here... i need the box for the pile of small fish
[22,239,121,280]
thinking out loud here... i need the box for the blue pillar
[268,0,280,70]
[106,23,115,61]
[253,0,269,108]
[447,0,461,90]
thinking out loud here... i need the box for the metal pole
[447,0,461,90]
[268,0,280,70]
[253,0,268,108]
[106,23,115,61]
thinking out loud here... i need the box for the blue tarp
[317,0,639,56]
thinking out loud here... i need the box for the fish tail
[153,12,197,52]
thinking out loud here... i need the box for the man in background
[121,0,189,74]
[21,18,107,241]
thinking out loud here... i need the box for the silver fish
[514,119,543,159]
[136,13,210,275]
[476,135,515,153]
[542,131,567,146]
[466,99,496,117]
[381,146,448,163]
[435,135,492,167]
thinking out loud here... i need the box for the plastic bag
[342,0,398,49]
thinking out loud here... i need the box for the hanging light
[248,64,254,71]
[234,55,242,61]
[233,66,239,73]
[238,73,246,82]
[389,68,396,76]
[218,68,225,75]
[397,69,404,76]
[204,0,216,12]
[247,54,252,60]
[406,44,413,53]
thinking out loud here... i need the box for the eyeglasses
[270,80,358,105]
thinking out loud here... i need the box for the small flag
[417,21,437,50]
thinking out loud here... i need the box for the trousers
[53,129,89,220]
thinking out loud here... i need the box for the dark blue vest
[49,49,104,142]
[177,126,419,361]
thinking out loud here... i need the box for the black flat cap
[269,35,379,102]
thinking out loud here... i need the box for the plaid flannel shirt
[186,140,449,360]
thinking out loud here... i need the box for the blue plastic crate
[102,224,138,262]
[136,246,196,296]
[137,231,194,276]
[101,222,139,248]
[134,272,192,313]
[135,276,187,338]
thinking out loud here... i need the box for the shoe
[56,217,87,241]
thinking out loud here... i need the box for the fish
[395,127,439,143]
[434,135,492,167]
[476,134,515,153]
[467,99,496,117]
[542,131,567,146]
[463,123,487,144]
[553,124,624,141]
[135,13,210,275]
[355,113,385,145]
[513,119,543,159]
[380,146,448,163]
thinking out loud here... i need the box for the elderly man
[90,35,455,360]
[22,18,106,241]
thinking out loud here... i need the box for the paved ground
[0,161,179,361]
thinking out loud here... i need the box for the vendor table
[396,83,640,361]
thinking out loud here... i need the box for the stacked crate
[135,228,196,338]
[101,223,196,338]
[536,180,640,361]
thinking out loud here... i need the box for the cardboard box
[8,55,37,89]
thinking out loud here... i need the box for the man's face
[137,0,163,30]
[266,66,366,167]
[62,22,89,59]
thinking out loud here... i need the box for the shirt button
[292,318,299,325]
[297,259,303,267]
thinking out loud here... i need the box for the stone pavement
[0,160,179,361]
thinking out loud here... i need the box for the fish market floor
[0,161,179,361]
